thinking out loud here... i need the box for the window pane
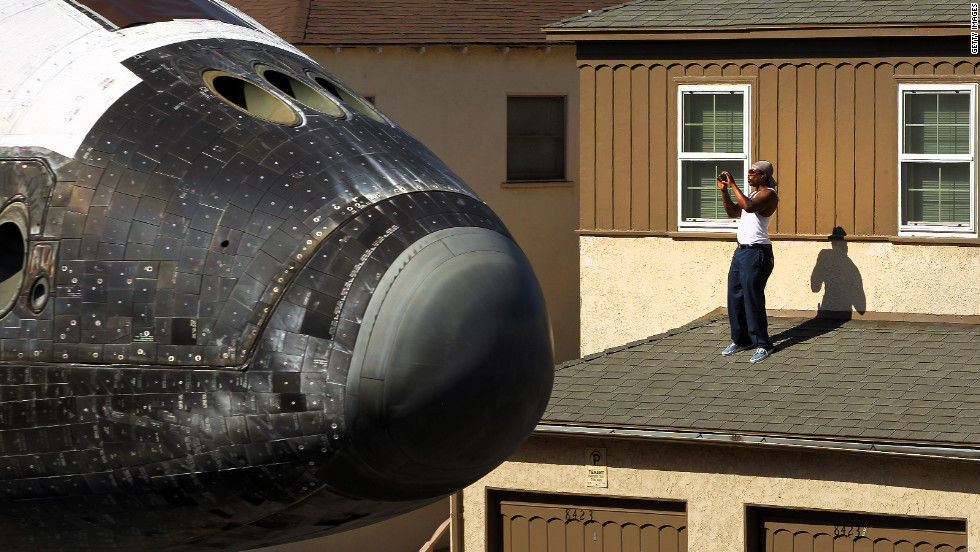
[681,160,743,221]
[683,92,743,153]
[901,162,971,226]
[507,97,565,180]
[507,136,564,181]
[904,92,970,155]
[508,97,564,135]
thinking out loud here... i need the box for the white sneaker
[722,343,752,356]
[750,347,773,363]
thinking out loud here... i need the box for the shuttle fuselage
[0,1,553,550]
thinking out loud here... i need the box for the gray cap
[751,160,775,186]
[751,160,773,176]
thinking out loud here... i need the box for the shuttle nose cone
[322,227,553,500]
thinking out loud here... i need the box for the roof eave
[535,422,980,462]
[298,37,571,47]
[544,22,967,42]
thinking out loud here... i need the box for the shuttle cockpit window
[203,71,301,125]
[309,74,388,124]
[256,66,345,119]
[0,203,28,319]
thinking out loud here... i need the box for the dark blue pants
[728,246,775,350]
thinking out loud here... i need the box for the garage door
[759,508,967,552]
[495,493,686,552]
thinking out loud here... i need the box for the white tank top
[736,188,776,245]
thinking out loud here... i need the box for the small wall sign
[586,447,607,488]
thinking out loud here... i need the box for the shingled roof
[541,315,980,454]
[227,0,620,45]
[547,0,966,30]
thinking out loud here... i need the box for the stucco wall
[302,45,581,363]
[463,436,980,551]
[580,235,980,354]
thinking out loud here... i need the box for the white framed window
[677,84,750,231]
[898,83,976,237]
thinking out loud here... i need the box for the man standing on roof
[717,161,779,363]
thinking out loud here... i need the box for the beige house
[539,0,980,355]
[459,1,980,551]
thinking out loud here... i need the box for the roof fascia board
[535,423,980,462]
[545,24,966,42]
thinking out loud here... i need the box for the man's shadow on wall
[772,227,867,352]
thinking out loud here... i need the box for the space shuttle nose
[322,227,554,500]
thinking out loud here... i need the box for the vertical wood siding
[595,65,614,230]
[797,64,817,234]
[758,63,779,230]
[854,63,876,235]
[874,63,899,235]
[580,66,597,230]
[815,63,836,236]
[649,65,669,231]
[664,64,683,231]
[579,59,980,236]
[776,63,798,235]
[630,66,649,231]
[835,64,856,234]
[613,65,633,230]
